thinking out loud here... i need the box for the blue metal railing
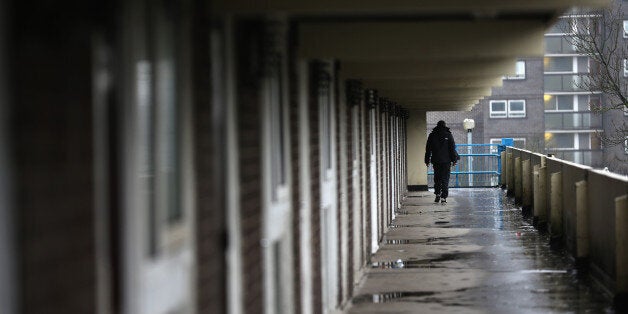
[427,143,506,187]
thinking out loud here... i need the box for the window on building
[490,138,526,152]
[589,95,602,110]
[624,59,628,77]
[267,62,287,201]
[624,20,628,38]
[490,100,526,118]
[625,136,628,154]
[576,57,589,73]
[545,37,577,54]
[545,94,584,111]
[505,61,526,79]
[545,56,574,73]
[489,138,502,153]
[514,138,526,148]
[508,100,526,118]
[547,18,575,34]
[490,100,507,118]
[547,133,575,149]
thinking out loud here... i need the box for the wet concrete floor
[347,188,616,314]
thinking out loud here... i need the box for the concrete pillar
[507,153,514,196]
[575,180,589,259]
[522,159,532,211]
[535,165,548,227]
[616,195,628,294]
[407,109,427,191]
[514,157,522,204]
[533,165,540,218]
[550,172,563,237]
[500,151,506,187]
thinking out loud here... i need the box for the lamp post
[463,119,475,187]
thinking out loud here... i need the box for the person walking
[425,120,459,203]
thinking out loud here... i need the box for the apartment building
[543,13,604,167]
[430,5,628,174]
[427,57,545,155]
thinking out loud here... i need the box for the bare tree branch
[562,4,628,147]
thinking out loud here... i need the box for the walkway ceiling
[214,0,610,111]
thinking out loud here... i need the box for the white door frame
[215,18,245,314]
[369,107,379,253]
[260,19,294,314]
[297,60,314,314]
[318,60,339,314]
[351,104,361,279]
[120,2,195,313]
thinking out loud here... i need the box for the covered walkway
[2,1,627,314]
[349,189,614,313]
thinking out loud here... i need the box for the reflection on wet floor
[350,188,616,313]
[353,292,436,304]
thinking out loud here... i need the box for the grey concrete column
[537,166,548,228]
[500,151,506,187]
[522,159,532,211]
[407,110,427,191]
[533,165,540,219]
[507,153,514,196]
[575,180,589,259]
[616,195,628,295]
[550,172,563,238]
[514,157,522,203]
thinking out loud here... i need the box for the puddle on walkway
[518,269,568,274]
[384,238,437,244]
[371,252,478,269]
[389,224,425,228]
[352,292,436,304]
[359,189,618,312]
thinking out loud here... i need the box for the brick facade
[13,2,98,312]
[308,61,324,314]
[235,20,265,313]
[288,25,303,314]
[193,2,227,313]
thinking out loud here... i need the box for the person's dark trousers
[433,162,452,199]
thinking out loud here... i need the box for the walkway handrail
[504,147,628,298]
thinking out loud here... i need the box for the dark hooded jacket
[424,125,459,164]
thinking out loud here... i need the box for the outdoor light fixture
[463,118,475,132]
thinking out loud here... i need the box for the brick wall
[193,1,226,312]
[344,82,354,299]
[235,20,264,313]
[13,2,98,312]
[308,61,323,314]
[288,24,303,314]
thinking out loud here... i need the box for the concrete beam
[361,77,504,90]
[212,0,609,15]
[403,103,474,111]
[299,21,546,60]
[342,59,518,80]
[379,87,492,101]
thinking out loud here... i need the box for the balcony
[544,111,602,130]
[544,74,590,92]
[545,36,578,54]
[544,149,603,166]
